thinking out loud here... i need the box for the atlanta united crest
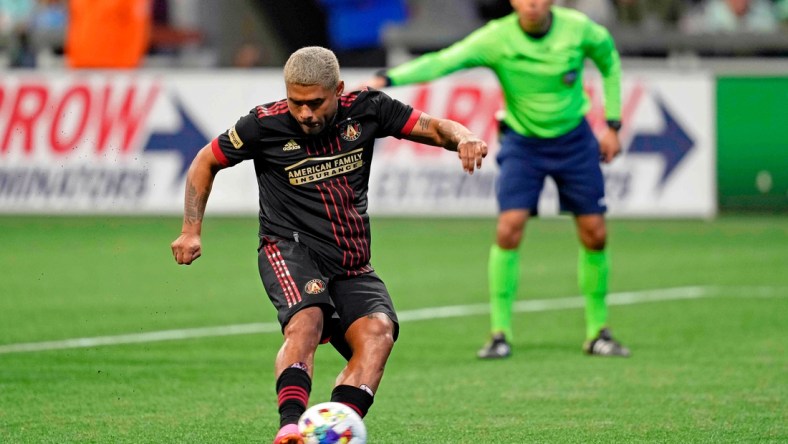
[339,119,361,141]
[305,279,326,295]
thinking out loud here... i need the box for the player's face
[286,81,344,135]
[510,0,553,30]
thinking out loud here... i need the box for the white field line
[397,286,713,322]
[0,285,777,355]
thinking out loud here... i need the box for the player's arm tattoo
[184,179,208,225]
[405,113,471,151]
[417,114,431,131]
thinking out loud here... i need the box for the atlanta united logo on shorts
[305,279,326,295]
[339,120,361,141]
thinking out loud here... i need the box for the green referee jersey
[386,7,621,138]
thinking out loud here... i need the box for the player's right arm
[171,111,265,265]
[171,144,224,265]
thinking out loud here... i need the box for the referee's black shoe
[477,333,511,359]
[583,328,630,357]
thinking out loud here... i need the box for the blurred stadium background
[1,1,786,443]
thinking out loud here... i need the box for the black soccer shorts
[258,236,399,342]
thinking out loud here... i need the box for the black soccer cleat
[477,333,512,359]
[584,328,631,357]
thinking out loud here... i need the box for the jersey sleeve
[386,22,498,86]
[211,111,263,167]
[583,21,622,121]
[369,89,422,138]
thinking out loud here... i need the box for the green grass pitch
[0,215,786,443]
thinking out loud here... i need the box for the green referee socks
[578,248,610,340]
[488,244,519,340]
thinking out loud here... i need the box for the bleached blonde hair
[283,46,340,89]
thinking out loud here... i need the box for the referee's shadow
[480,341,582,360]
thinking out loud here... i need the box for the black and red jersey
[211,88,421,277]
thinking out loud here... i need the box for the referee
[363,0,630,359]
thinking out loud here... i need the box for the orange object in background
[66,0,152,68]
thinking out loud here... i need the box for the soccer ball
[298,401,367,444]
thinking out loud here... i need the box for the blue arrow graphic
[144,96,209,184]
[628,95,694,186]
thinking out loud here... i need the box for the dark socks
[330,385,374,418]
[276,366,311,427]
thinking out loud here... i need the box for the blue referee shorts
[495,119,606,215]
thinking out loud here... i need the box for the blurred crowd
[0,0,202,68]
[0,0,65,67]
[553,0,788,33]
[1,0,786,69]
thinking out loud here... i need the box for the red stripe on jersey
[333,178,363,267]
[400,110,422,136]
[347,265,373,277]
[256,102,289,118]
[323,181,353,267]
[347,265,372,276]
[270,102,289,113]
[342,176,369,264]
[339,93,358,107]
[316,184,342,248]
[318,137,328,156]
[336,178,366,267]
[332,179,364,268]
[326,135,334,155]
[270,244,301,304]
[211,138,229,167]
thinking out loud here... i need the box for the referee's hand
[599,128,621,164]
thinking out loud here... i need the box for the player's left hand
[599,128,621,164]
[457,138,488,175]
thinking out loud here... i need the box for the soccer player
[170,46,487,444]
[361,0,630,358]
